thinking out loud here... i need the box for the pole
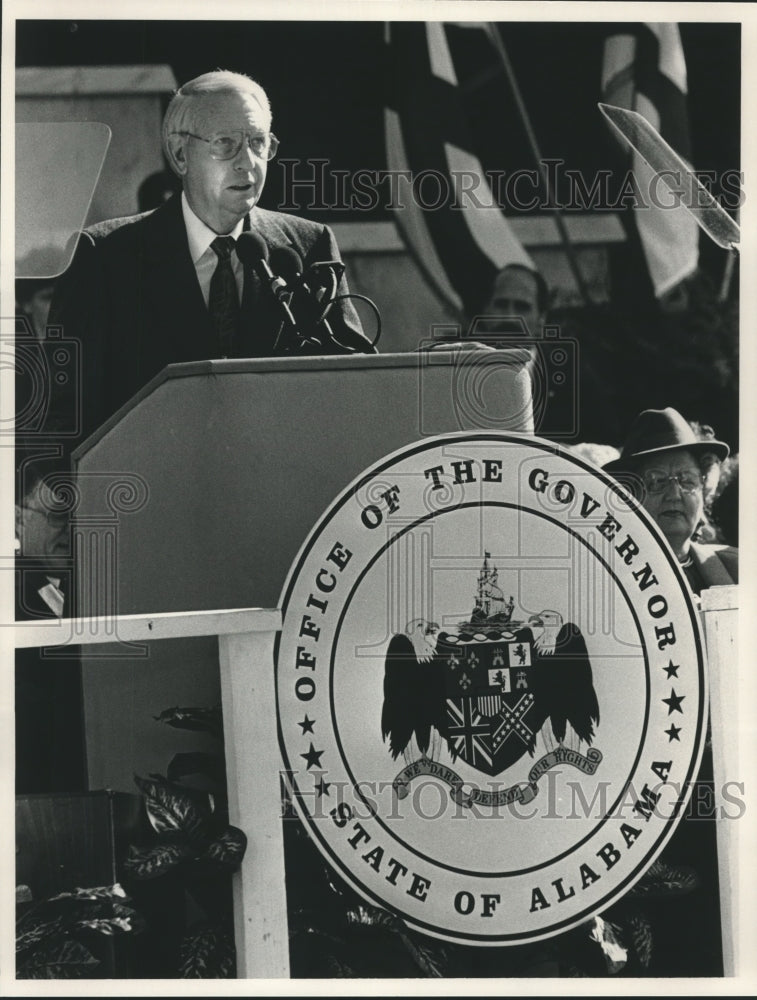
[483,24,594,307]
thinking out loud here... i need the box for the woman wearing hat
[603,407,737,596]
[604,409,736,974]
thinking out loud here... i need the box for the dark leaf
[291,921,348,948]
[74,917,134,935]
[626,913,653,968]
[345,903,396,930]
[113,901,148,934]
[350,906,449,977]
[133,773,211,842]
[629,859,699,897]
[154,706,223,738]
[589,915,627,974]
[289,932,341,977]
[319,857,351,899]
[202,826,247,869]
[324,953,357,977]
[397,933,448,977]
[152,771,217,813]
[167,751,225,784]
[17,896,109,940]
[178,924,235,978]
[123,842,191,879]
[48,883,129,903]
[304,902,448,977]
[17,937,100,979]
[16,916,65,953]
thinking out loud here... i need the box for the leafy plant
[543,858,700,977]
[130,708,708,979]
[284,795,703,980]
[16,884,143,979]
[179,922,236,978]
[123,705,246,978]
[124,774,246,879]
[627,858,699,898]
[277,805,446,979]
[154,706,227,787]
[154,705,223,738]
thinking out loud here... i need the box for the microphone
[270,248,330,339]
[236,232,311,351]
[272,250,344,313]
[304,260,346,312]
[270,246,308,295]
[237,232,289,303]
[269,247,379,355]
[270,247,357,353]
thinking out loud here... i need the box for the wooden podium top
[73,348,534,614]
[73,349,534,461]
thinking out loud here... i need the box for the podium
[17,351,736,977]
[71,350,534,790]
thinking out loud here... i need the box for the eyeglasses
[175,130,279,162]
[642,470,703,495]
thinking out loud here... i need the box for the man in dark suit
[15,461,85,792]
[457,263,576,441]
[49,69,374,446]
[15,461,69,620]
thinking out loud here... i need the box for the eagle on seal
[381,611,600,767]
[527,612,600,750]
[381,619,448,764]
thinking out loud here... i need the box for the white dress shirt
[181,192,245,307]
[39,576,65,618]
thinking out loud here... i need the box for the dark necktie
[208,236,239,357]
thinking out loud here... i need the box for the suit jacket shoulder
[77,199,341,274]
[78,197,187,258]
[690,543,738,587]
[83,208,156,241]
[249,206,342,261]
[251,206,328,238]
[49,196,214,446]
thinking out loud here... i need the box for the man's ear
[166,133,188,177]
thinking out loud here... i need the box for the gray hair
[688,421,724,504]
[162,70,272,170]
[696,451,722,506]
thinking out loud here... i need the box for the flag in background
[385,22,534,319]
[601,23,699,298]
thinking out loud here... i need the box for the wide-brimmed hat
[603,407,729,474]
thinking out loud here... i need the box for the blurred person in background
[15,461,69,619]
[475,263,549,342]
[16,278,55,340]
[471,264,579,442]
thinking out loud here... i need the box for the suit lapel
[142,196,214,362]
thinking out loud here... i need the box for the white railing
[700,585,739,978]
[14,607,289,979]
[14,589,739,979]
